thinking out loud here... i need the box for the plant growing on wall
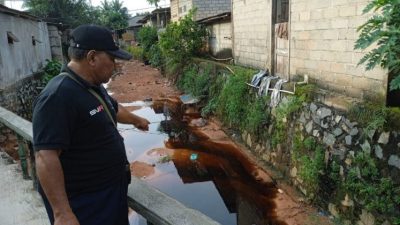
[355,0,400,90]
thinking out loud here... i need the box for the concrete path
[0,152,49,225]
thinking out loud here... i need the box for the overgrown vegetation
[159,10,207,80]
[348,102,400,132]
[24,0,129,30]
[292,135,326,199]
[355,0,400,91]
[344,151,400,223]
[41,59,62,85]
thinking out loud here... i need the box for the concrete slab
[0,152,49,225]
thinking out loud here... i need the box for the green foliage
[24,0,129,30]
[125,45,144,61]
[159,10,207,79]
[146,0,160,6]
[344,151,400,220]
[24,0,100,27]
[295,84,316,103]
[149,44,164,68]
[271,96,304,147]
[177,64,212,98]
[99,0,129,30]
[298,147,325,195]
[201,72,226,117]
[41,59,62,84]
[245,98,269,134]
[138,26,158,53]
[216,68,254,128]
[355,0,400,90]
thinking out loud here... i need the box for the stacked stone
[241,99,400,225]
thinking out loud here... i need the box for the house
[0,4,60,89]
[231,0,388,102]
[170,0,231,22]
[0,4,62,116]
[124,15,145,42]
[138,7,171,29]
[198,12,232,59]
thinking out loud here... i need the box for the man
[32,24,150,225]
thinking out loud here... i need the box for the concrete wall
[208,21,232,57]
[193,0,231,21]
[47,25,63,61]
[171,0,193,21]
[171,0,231,22]
[232,0,388,99]
[232,0,272,69]
[289,0,387,99]
[0,14,51,89]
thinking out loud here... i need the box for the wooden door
[273,0,289,80]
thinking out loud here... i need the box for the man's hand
[117,104,150,131]
[54,211,80,225]
[134,117,150,131]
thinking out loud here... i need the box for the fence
[0,106,220,225]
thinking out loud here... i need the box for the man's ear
[87,50,97,65]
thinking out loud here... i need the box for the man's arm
[116,104,150,131]
[35,150,80,225]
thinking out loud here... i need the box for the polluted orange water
[119,101,286,225]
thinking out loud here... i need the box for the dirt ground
[109,60,334,225]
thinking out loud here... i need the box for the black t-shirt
[32,65,127,196]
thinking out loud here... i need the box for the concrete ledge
[128,176,221,225]
[0,106,32,141]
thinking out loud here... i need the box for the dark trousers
[40,177,129,225]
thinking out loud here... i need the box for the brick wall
[193,0,231,21]
[232,0,272,69]
[170,0,179,22]
[171,0,231,22]
[208,21,232,57]
[290,0,387,98]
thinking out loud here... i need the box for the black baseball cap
[70,24,132,60]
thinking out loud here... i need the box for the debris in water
[190,153,198,161]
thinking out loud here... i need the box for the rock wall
[241,97,400,225]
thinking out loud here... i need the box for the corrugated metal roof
[0,4,39,21]
[128,15,145,27]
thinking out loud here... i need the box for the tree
[146,0,160,7]
[99,0,129,30]
[355,0,400,91]
[24,0,99,28]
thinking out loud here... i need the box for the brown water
[119,102,286,225]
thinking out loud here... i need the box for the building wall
[290,0,387,98]
[0,14,51,89]
[193,0,231,21]
[232,0,272,69]
[208,21,232,57]
[171,0,231,22]
[232,0,388,99]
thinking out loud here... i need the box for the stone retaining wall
[241,97,400,224]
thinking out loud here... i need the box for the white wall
[232,0,272,69]
[0,13,51,89]
[208,21,232,57]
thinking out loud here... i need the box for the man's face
[92,51,116,84]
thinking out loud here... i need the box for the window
[183,5,187,12]
[276,0,289,23]
[7,31,19,44]
[179,7,182,13]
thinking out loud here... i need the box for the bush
[159,9,207,80]
[125,45,144,61]
[42,59,62,84]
